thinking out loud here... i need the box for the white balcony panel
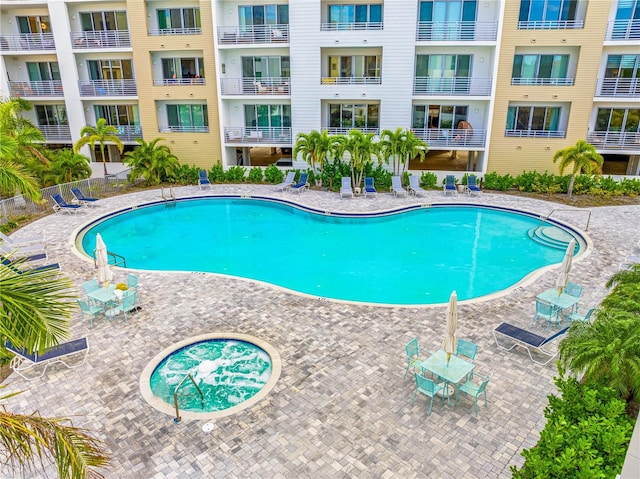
[9,80,63,97]
[595,78,639,98]
[38,125,72,142]
[78,80,137,97]
[416,21,498,41]
[217,25,289,45]
[414,77,492,96]
[224,127,292,144]
[153,78,206,87]
[320,77,381,85]
[605,19,640,41]
[220,78,290,95]
[517,20,584,30]
[320,22,383,31]
[587,131,640,151]
[412,128,487,148]
[0,33,55,51]
[511,78,574,86]
[323,127,380,136]
[505,130,566,138]
[71,31,131,49]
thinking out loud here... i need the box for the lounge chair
[198,170,211,189]
[6,337,89,380]
[0,241,45,257]
[340,177,354,198]
[0,231,45,247]
[466,176,482,195]
[408,176,427,196]
[390,176,408,197]
[364,177,377,198]
[1,255,58,274]
[274,171,295,191]
[493,322,569,365]
[289,172,309,194]
[51,194,86,214]
[443,175,457,196]
[70,187,100,206]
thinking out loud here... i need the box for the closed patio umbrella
[556,239,576,295]
[442,290,458,364]
[95,233,113,287]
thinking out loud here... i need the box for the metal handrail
[173,373,204,424]
[161,186,176,202]
[537,208,592,232]
[93,250,127,268]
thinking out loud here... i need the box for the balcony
[505,130,566,138]
[511,77,574,86]
[148,27,202,36]
[153,77,206,86]
[595,78,639,97]
[217,25,289,45]
[321,77,381,85]
[78,79,137,97]
[413,77,492,96]
[605,19,640,41]
[71,31,131,49]
[324,127,379,136]
[411,128,487,148]
[320,22,382,31]
[220,77,289,95]
[587,131,640,150]
[159,125,209,133]
[38,125,72,142]
[224,127,292,144]
[416,21,498,41]
[517,20,584,30]
[0,33,55,51]
[9,80,63,97]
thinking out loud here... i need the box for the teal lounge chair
[364,177,377,198]
[391,176,407,197]
[443,175,457,196]
[340,177,353,198]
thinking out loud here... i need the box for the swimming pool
[78,197,582,305]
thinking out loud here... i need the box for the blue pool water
[79,198,579,304]
[150,339,272,412]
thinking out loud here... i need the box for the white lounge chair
[340,177,354,198]
[6,337,89,380]
[0,231,45,247]
[408,176,427,196]
[274,171,296,191]
[391,176,408,197]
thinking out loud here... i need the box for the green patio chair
[412,372,447,415]
[532,299,560,330]
[456,339,478,362]
[77,299,104,329]
[568,307,594,324]
[455,373,493,416]
[105,290,138,325]
[404,338,424,379]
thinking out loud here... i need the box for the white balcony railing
[606,19,640,40]
[217,24,289,44]
[518,20,584,30]
[505,129,566,138]
[511,77,574,86]
[148,27,202,36]
[0,33,55,51]
[320,22,383,31]
[587,131,640,150]
[411,128,487,148]
[220,77,290,95]
[153,77,206,86]
[224,127,292,144]
[324,127,380,136]
[9,80,63,97]
[71,30,131,49]
[95,125,143,141]
[159,125,209,133]
[595,78,640,97]
[413,77,492,96]
[38,125,72,142]
[320,77,382,85]
[78,79,137,96]
[416,21,498,41]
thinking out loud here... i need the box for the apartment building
[1,0,638,176]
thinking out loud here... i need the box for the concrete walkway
[5,185,640,479]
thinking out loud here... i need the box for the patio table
[418,349,475,400]
[537,288,580,313]
[86,284,117,306]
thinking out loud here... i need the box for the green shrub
[174,164,200,185]
[514,171,538,192]
[247,166,263,183]
[619,177,640,194]
[420,171,438,189]
[264,164,283,184]
[209,163,225,183]
[402,171,410,186]
[225,166,246,183]
[483,172,514,191]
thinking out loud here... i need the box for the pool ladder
[161,185,177,206]
[173,373,204,424]
[534,208,592,232]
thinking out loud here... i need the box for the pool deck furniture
[364,177,377,198]
[493,322,569,365]
[466,176,482,196]
[537,288,580,325]
[71,187,100,206]
[0,240,45,256]
[198,170,211,190]
[390,176,408,197]
[455,372,492,416]
[274,171,296,191]
[404,338,424,380]
[289,173,309,194]
[105,290,138,324]
[0,231,45,247]
[51,193,86,214]
[6,337,89,380]
[86,284,118,307]
[412,372,447,415]
[568,307,595,324]
[418,349,475,399]
[443,175,458,196]
[408,176,427,196]
[340,177,354,198]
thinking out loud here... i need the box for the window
[605,55,640,79]
[242,56,290,78]
[87,60,133,80]
[167,104,208,132]
[328,4,383,25]
[157,8,201,31]
[612,0,640,39]
[161,58,205,79]
[80,11,128,31]
[17,16,51,34]
[328,55,381,80]
[595,108,640,133]
[506,106,562,137]
[329,104,379,129]
[239,5,289,25]
[412,105,468,129]
[512,54,570,85]
[36,105,67,125]
[244,104,291,128]
[518,0,579,28]
[26,62,60,81]
[94,104,139,126]
[415,54,471,93]
[418,1,477,39]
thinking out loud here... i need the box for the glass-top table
[537,288,580,311]
[418,349,475,396]
[86,284,117,305]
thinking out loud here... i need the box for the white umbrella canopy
[95,233,114,286]
[556,239,576,295]
[442,290,458,363]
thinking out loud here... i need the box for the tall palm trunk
[100,144,108,177]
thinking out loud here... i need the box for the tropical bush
[263,164,283,184]
[483,172,514,191]
[420,171,438,189]
[247,166,263,183]
[225,166,246,183]
[209,163,225,183]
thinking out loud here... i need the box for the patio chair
[70,187,99,206]
[6,337,89,380]
[466,176,482,195]
[289,172,309,193]
[127,273,141,306]
[340,177,353,198]
[455,372,493,416]
[105,289,138,324]
[456,339,478,362]
[51,193,86,214]
[83,279,100,295]
[564,282,583,312]
[443,175,457,196]
[408,176,427,196]
[404,338,424,379]
[390,176,407,197]
[567,307,595,324]
[412,372,447,415]
[0,231,45,247]
[198,170,211,189]
[274,171,296,191]
[77,299,104,329]
[493,322,569,365]
[532,299,560,330]
[364,177,377,198]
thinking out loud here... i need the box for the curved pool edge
[139,332,282,421]
[71,193,593,308]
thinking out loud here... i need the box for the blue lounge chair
[289,172,309,193]
[70,187,99,206]
[466,176,482,195]
[408,176,427,196]
[274,171,296,191]
[1,255,58,274]
[390,176,407,197]
[198,170,211,189]
[51,194,86,214]
[443,175,457,196]
[364,177,377,198]
[6,337,89,380]
[340,177,353,198]
[493,322,569,365]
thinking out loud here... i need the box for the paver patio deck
[4,185,640,479]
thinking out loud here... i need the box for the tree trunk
[567,174,576,197]
[100,144,108,177]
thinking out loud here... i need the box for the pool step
[528,226,576,251]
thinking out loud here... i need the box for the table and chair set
[77,274,141,328]
[533,282,594,331]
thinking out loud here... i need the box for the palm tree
[0,158,41,202]
[553,140,603,197]
[292,130,334,187]
[397,129,428,175]
[73,118,123,177]
[378,128,428,175]
[378,127,404,175]
[42,149,92,186]
[0,97,50,167]
[123,138,180,185]
[339,130,377,191]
